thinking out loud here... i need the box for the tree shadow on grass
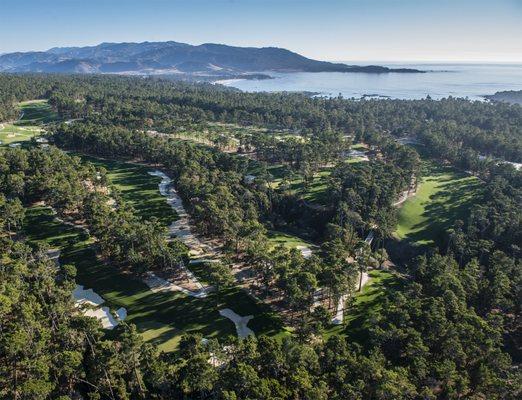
[401,168,483,247]
[81,156,176,226]
[25,205,284,349]
[342,272,405,347]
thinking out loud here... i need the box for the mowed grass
[267,230,316,251]
[395,161,483,246]
[77,155,175,226]
[247,162,333,204]
[18,100,59,125]
[0,100,58,146]
[324,269,403,343]
[0,124,42,145]
[23,206,283,352]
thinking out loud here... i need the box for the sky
[1,0,521,62]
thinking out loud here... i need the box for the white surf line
[331,272,370,325]
[219,308,255,338]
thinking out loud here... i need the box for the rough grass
[395,161,483,246]
[0,124,42,145]
[23,206,283,353]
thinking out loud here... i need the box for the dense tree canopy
[0,73,520,399]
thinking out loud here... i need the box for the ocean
[218,63,522,101]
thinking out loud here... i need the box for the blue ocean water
[219,63,522,100]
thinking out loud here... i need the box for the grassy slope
[24,206,282,353]
[395,161,483,246]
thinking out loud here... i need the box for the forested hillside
[1,74,520,399]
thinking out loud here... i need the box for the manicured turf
[267,230,316,251]
[0,100,57,146]
[324,269,402,343]
[18,100,59,125]
[247,162,333,204]
[0,124,42,145]
[395,161,483,246]
[77,155,176,227]
[23,206,282,352]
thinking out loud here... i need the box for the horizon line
[2,39,522,65]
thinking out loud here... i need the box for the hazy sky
[1,0,521,62]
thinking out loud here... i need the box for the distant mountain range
[0,41,423,78]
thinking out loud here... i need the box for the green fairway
[0,100,58,146]
[0,124,43,145]
[395,161,483,246]
[325,269,403,342]
[23,206,282,352]
[18,100,59,125]
[247,162,333,204]
[78,155,176,227]
[267,230,316,251]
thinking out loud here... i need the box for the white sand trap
[115,307,127,320]
[84,306,119,330]
[148,170,218,290]
[73,284,105,307]
[143,271,210,298]
[74,285,126,329]
[148,170,215,255]
[46,248,61,267]
[332,272,369,325]
[219,308,254,339]
[296,245,313,259]
[7,133,16,138]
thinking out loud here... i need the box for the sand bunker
[143,271,211,298]
[84,306,119,330]
[46,248,61,267]
[73,284,105,307]
[219,308,254,338]
[115,307,127,320]
[73,284,127,329]
[147,170,218,293]
[296,245,313,259]
[148,170,217,259]
[332,272,369,325]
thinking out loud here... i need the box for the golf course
[395,161,483,246]
[0,100,57,146]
